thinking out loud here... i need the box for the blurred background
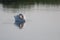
[0,0,60,40]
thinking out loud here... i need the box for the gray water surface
[0,4,60,40]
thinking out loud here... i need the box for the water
[0,4,60,40]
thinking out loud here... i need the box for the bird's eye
[20,16,22,18]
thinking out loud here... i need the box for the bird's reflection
[14,14,25,29]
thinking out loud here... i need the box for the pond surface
[0,4,60,40]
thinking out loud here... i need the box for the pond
[0,4,60,40]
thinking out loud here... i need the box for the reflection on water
[0,0,60,9]
[2,4,35,13]
[0,4,60,40]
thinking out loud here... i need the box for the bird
[14,14,25,28]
